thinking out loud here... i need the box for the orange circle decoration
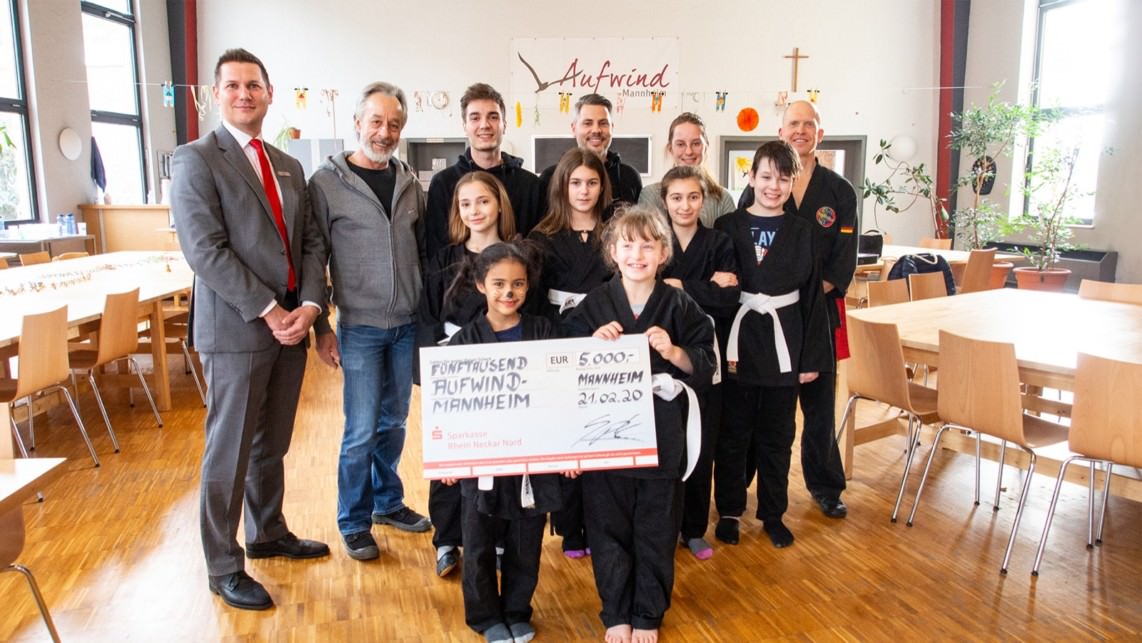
[737,107,759,132]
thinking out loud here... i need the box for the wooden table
[837,289,1142,473]
[0,234,97,259]
[0,251,193,411]
[855,244,1026,277]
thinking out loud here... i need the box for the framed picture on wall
[719,136,867,213]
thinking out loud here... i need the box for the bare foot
[604,623,632,643]
[632,627,659,643]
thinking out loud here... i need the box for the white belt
[706,314,722,386]
[652,373,701,481]
[548,289,586,315]
[726,290,800,373]
[476,473,536,509]
[436,321,463,346]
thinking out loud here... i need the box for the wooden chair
[1,509,60,642]
[908,271,950,301]
[68,289,163,448]
[137,308,206,406]
[0,257,8,269]
[1032,352,1142,576]
[18,251,51,266]
[52,251,89,261]
[919,236,952,250]
[839,316,940,521]
[867,279,909,307]
[1077,279,1142,305]
[959,248,998,294]
[907,330,1068,573]
[0,306,101,466]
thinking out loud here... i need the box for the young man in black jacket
[424,83,541,258]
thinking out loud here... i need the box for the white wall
[962,0,1140,282]
[193,0,941,245]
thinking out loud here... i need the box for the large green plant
[1009,144,1084,271]
[861,138,948,235]
[948,88,1057,249]
[0,124,17,220]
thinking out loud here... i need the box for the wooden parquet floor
[2,349,1140,641]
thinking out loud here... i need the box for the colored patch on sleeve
[815,207,837,228]
[839,225,854,235]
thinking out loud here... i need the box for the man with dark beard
[309,82,431,562]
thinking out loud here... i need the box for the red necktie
[250,138,296,291]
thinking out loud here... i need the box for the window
[82,0,146,203]
[1030,0,1118,224]
[0,0,36,224]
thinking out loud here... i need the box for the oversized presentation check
[420,334,658,479]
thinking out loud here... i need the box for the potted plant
[272,120,301,151]
[1009,144,1083,291]
[861,138,949,238]
[948,87,1056,287]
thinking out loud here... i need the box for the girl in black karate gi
[712,141,832,549]
[420,171,519,578]
[444,241,569,643]
[659,166,741,561]
[528,147,613,558]
[566,206,715,643]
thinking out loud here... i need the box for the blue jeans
[336,322,416,536]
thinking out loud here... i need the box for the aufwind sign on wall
[511,38,679,109]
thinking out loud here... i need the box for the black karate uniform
[739,161,857,500]
[565,279,715,631]
[449,315,563,636]
[712,210,831,524]
[528,227,613,550]
[417,244,485,553]
[537,149,643,219]
[424,150,542,259]
[661,227,740,542]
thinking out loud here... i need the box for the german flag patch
[839,225,854,235]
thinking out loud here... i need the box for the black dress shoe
[813,494,848,519]
[208,571,273,610]
[246,532,330,559]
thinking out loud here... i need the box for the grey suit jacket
[171,125,325,353]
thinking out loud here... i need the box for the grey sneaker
[373,507,431,532]
[343,531,379,560]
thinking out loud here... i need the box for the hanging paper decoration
[715,92,727,112]
[558,92,572,113]
[191,85,211,120]
[534,101,541,126]
[321,89,339,139]
[413,91,425,112]
[807,88,821,103]
[737,107,759,132]
[515,101,523,128]
[161,82,175,107]
[615,92,626,116]
[294,87,308,110]
[650,92,664,113]
[774,91,789,108]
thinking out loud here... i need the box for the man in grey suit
[171,48,329,611]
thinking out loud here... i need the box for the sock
[436,545,456,561]
[763,520,794,548]
[509,622,535,643]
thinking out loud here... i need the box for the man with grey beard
[310,82,430,562]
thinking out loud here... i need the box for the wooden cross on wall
[784,47,809,92]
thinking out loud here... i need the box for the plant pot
[990,261,1014,289]
[288,127,301,139]
[1013,266,1071,291]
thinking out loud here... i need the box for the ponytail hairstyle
[664,112,726,203]
[445,238,544,305]
[600,204,674,273]
[448,171,517,245]
[533,147,611,237]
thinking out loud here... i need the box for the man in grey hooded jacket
[310,82,430,562]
